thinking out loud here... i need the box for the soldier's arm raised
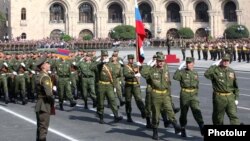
[204,66,216,80]
[173,69,182,81]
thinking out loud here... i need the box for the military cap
[86,52,93,57]
[35,56,48,68]
[101,50,108,56]
[157,55,165,61]
[127,54,134,59]
[114,49,119,52]
[222,54,230,61]
[186,57,194,63]
[156,51,164,56]
[153,55,157,58]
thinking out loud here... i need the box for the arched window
[21,33,26,39]
[108,3,123,23]
[21,8,26,20]
[195,28,207,38]
[79,3,93,23]
[50,3,65,23]
[167,28,179,38]
[224,1,237,22]
[167,3,180,22]
[79,29,94,39]
[195,2,209,22]
[50,29,63,40]
[139,3,152,23]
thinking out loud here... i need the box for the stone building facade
[0,0,249,40]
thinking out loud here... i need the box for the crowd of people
[0,46,243,140]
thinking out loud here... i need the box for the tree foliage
[178,28,194,39]
[110,25,136,40]
[224,25,249,39]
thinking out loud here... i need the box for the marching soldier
[90,50,123,124]
[141,55,181,140]
[0,52,10,104]
[54,57,77,110]
[204,54,240,125]
[123,54,146,122]
[35,56,55,141]
[78,52,97,109]
[179,38,186,61]
[197,42,202,60]
[173,57,204,137]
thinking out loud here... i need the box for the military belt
[126,82,138,85]
[18,74,24,76]
[99,81,111,84]
[1,74,6,76]
[182,88,197,93]
[152,89,167,94]
[216,92,232,96]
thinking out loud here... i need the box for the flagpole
[136,34,139,62]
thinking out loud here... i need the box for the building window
[79,3,93,23]
[167,3,180,22]
[79,29,94,39]
[21,8,26,20]
[139,3,152,23]
[50,3,64,23]
[21,33,26,39]
[224,1,237,22]
[195,2,209,22]
[108,3,123,23]
[50,29,62,40]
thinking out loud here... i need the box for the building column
[236,10,242,25]
[180,11,192,28]
[208,11,217,37]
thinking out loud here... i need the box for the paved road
[0,65,249,141]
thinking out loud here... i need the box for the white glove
[3,62,8,67]
[31,70,36,74]
[13,71,17,75]
[178,62,186,70]
[212,59,222,66]
[235,100,239,105]
[136,62,142,66]
[53,86,57,92]
[48,71,52,74]
[119,60,123,65]
[103,58,109,63]
[114,88,116,93]
[135,73,141,77]
[21,62,26,67]
[72,62,76,66]
[96,57,101,62]
[69,81,72,85]
[147,59,153,65]
[150,60,156,67]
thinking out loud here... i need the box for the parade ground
[0,48,249,141]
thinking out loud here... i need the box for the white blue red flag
[135,0,146,63]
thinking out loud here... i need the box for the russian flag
[56,48,70,59]
[135,0,146,63]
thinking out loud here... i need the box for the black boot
[146,117,152,128]
[120,100,125,107]
[59,103,64,111]
[198,123,204,136]
[141,110,146,119]
[127,113,133,122]
[114,116,123,122]
[161,112,170,128]
[172,103,180,113]
[93,99,97,108]
[172,121,182,134]
[70,100,77,107]
[181,127,187,137]
[84,101,89,109]
[152,128,159,140]
[22,98,27,105]
[99,114,104,124]
[5,93,9,104]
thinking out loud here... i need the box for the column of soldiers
[0,48,244,141]
[177,39,250,63]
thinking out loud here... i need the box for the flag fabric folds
[56,48,70,60]
[135,0,146,63]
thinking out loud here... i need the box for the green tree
[178,28,194,39]
[83,35,92,40]
[110,25,136,40]
[224,25,249,39]
[60,34,72,42]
